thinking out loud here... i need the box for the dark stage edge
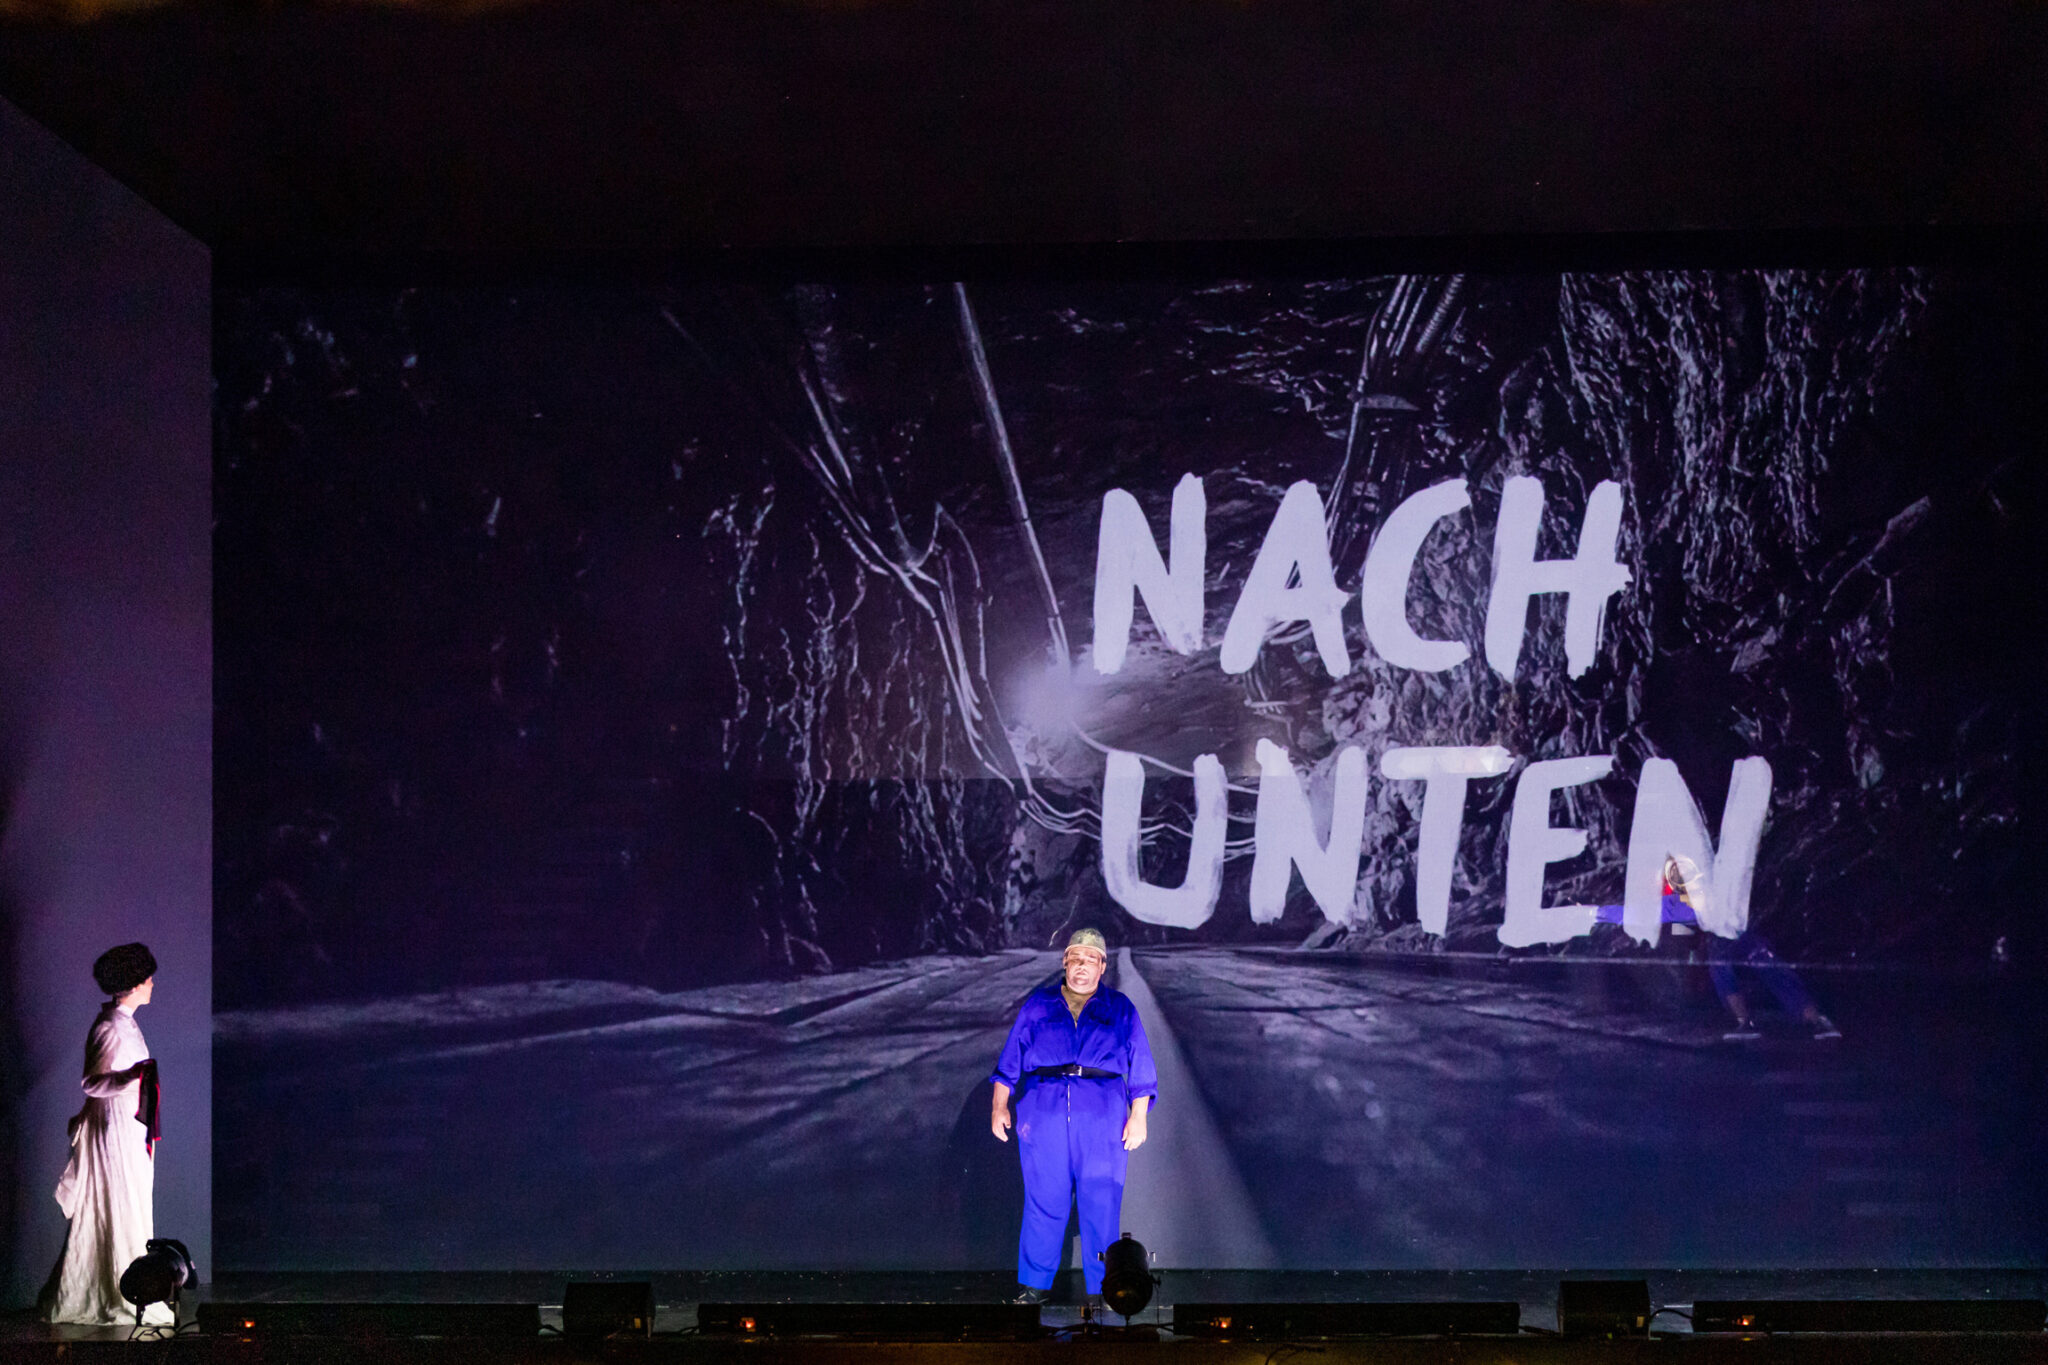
[7,1271,2048,1360]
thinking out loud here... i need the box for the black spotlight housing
[119,1238,199,1319]
[1099,1233,1155,1318]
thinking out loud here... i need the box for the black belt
[1027,1065,1121,1080]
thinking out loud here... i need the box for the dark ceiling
[1,0,2045,256]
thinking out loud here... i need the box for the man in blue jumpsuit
[989,928,1158,1305]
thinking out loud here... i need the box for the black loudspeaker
[197,1302,540,1338]
[1170,1301,1522,1339]
[1693,1299,2047,1333]
[562,1281,654,1338]
[697,1302,1041,1339]
[1557,1280,1651,1337]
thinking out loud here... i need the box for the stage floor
[10,1267,2048,1345]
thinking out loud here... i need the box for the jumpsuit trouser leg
[1068,1077,1129,1294]
[1015,1078,1130,1293]
[1709,931,1817,1018]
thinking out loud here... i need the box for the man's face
[1062,948,1106,996]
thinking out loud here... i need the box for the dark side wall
[0,96,210,1306]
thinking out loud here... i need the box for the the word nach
[1091,473,1629,683]
[1087,474,1768,947]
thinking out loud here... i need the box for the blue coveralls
[1594,894,1817,1017]
[990,981,1159,1293]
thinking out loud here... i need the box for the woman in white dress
[39,943,173,1327]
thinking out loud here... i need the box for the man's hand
[991,1080,1013,1142]
[1122,1097,1150,1151]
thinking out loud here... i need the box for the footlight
[120,1238,199,1322]
[1099,1233,1156,1318]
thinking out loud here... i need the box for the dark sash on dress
[135,1059,161,1155]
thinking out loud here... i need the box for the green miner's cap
[1064,928,1108,959]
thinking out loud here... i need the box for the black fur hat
[92,943,156,997]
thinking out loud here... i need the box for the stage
[9,1270,2047,1360]
[9,132,2048,1365]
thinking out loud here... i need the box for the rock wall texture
[214,268,2042,1004]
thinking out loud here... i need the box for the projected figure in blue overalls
[1591,855,1842,1043]
[989,928,1158,1306]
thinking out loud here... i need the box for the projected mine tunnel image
[211,272,2044,1273]
[213,946,2042,1271]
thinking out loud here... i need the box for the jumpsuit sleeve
[79,1016,136,1098]
[990,1005,1031,1089]
[1592,895,1697,926]
[1123,1000,1159,1106]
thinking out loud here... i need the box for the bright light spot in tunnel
[1011,660,1098,740]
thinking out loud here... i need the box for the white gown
[40,1003,174,1326]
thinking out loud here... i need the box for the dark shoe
[1810,1016,1843,1041]
[1722,1020,1762,1042]
[1011,1285,1048,1306]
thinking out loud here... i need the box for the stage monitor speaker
[1557,1280,1651,1337]
[698,1302,1041,1340]
[562,1281,654,1338]
[1693,1299,2047,1333]
[198,1302,541,1338]
[1170,1301,1522,1339]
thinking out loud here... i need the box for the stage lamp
[120,1238,199,1320]
[1099,1233,1156,1318]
